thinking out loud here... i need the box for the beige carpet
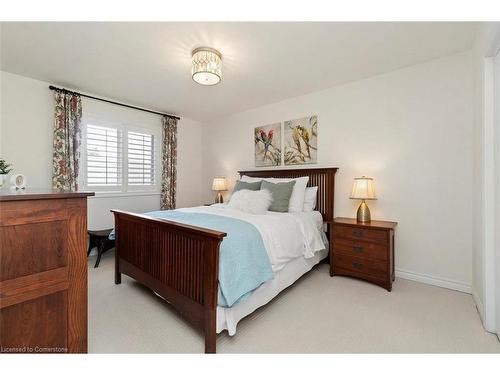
[88,251,500,353]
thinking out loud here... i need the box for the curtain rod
[48,85,181,121]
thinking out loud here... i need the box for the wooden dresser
[0,190,94,353]
[330,217,397,291]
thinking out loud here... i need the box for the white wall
[1,72,53,187]
[202,51,475,291]
[0,71,203,229]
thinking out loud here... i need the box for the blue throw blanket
[110,210,273,308]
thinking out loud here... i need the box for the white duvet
[178,204,326,272]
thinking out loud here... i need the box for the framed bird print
[254,123,282,167]
[284,115,318,165]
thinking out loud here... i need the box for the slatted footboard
[111,209,226,353]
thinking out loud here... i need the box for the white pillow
[227,189,272,215]
[303,186,318,212]
[241,175,309,212]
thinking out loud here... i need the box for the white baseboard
[472,288,497,333]
[472,287,485,325]
[395,268,472,294]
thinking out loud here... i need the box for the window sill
[88,191,161,199]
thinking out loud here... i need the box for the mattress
[179,205,326,272]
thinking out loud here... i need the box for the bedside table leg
[329,245,334,276]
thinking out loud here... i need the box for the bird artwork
[284,115,318,165]
[254,128,260,144]
[292,126,302,155]
[298,125,311,158]
[259,128,274,161]
[254,123,281,167]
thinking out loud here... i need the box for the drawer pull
[352,229,363,238]
[352,262,363,270]
[353,245,363,253]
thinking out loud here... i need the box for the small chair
[87,229,115,268]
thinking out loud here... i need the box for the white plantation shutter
[82,121,159,192]
[127,131,156,186]
[85,124,122,187]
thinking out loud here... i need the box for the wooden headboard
[238,167,339,222]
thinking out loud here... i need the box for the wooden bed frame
[112,167,338,353]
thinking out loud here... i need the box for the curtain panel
[161,116,178,210]
[52,91,82,191]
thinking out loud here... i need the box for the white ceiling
[1,22,478,121]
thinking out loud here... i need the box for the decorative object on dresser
[10,174,27,190]
[87,229,115,268]
[350,176,377,223]
[212,176,228,203]
[0,158,13,187]
[0,190,94,353]
[330,217,397,291]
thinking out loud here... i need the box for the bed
[111,167,338,353]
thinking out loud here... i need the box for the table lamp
[212,176,228,203]
[350,176,377,223]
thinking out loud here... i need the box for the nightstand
[330,217,397,291]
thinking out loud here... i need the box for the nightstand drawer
[333,253,387,279]
[333,225,387,245]
[333,238,387,261]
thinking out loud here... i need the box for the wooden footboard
[111,209,226,353]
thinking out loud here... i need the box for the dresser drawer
[333,238,387,261]
[333,253,387,279]
[333,225,387,244]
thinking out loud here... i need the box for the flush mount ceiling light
[191,47,222,86]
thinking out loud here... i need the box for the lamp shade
[350,176,377,200]
[212,177,228,191]
[192,47,222,86]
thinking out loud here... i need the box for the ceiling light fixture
[191,47,222,86]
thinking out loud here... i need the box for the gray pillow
[233,180,262,192]
[261,180,296,212]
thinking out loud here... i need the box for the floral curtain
[52,91,82,191]
[161,116,178,210]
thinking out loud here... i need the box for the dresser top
[0,189,95,202]
[334,217,397,229]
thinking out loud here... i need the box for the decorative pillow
[241,175,309,212]
[227,189,272,215]
[233,180,262,193]
[240,175,263,183]
[303,186,318,212]
[260,180,296,212]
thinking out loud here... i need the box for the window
[127,131,156,186]
[82,120,160,193]
[85,124,122,188]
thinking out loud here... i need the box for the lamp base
[215,192,224,204]
[356,200,371,223]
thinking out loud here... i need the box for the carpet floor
[88,251,499,353]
